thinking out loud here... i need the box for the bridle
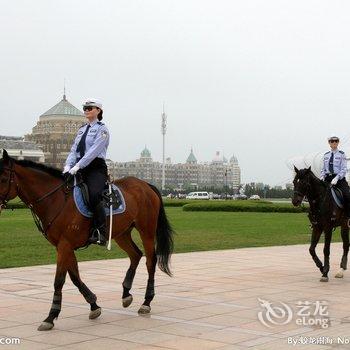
[0,161,67,208]
[293,177,311,202]
[0,162,16,211]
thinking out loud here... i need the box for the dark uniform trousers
[80,158,108,230]
[325,174,350,217]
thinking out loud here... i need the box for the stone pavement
[0,244,350,350]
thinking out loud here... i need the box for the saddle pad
[331,187,344,209]
[73,184,126,218]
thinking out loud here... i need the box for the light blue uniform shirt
[320,149,347,180]
[65,119,109,169]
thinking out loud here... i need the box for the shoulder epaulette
[79,123,87,128]
[325,151,330,155]
[339,150,344,154]
[97,121,105,125]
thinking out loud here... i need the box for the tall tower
[161,103,167,191]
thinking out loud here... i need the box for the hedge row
[4,199,307,213]
[162,200,191,207]
[4,202,27,210]
[162,199,275,207]
[182,202,308,213]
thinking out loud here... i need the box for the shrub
[5,202,27,210]
[182,201,308,213]
[163,200,190,207]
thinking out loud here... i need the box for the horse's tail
[148,184,174,277]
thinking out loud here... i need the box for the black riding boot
[346,208,350,228]
[89,202,107,246]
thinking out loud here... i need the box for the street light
[225,168,228,200]
[161,104,167,192]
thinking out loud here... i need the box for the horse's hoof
[37,322,54,331]
[335,268,344,278]
[320,276,329,282]
[138,305,151,314]
[89,307,101,319]
[122,295,133,308]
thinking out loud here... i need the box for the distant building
[0,136,45,162]
[21,94,242,189]
[112,147,241,190]
[25,94,85,169]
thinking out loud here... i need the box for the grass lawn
[0,207,340,268]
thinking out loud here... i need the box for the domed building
[186,148,197,164]
[25,94,85,169]
[139,146,152,163]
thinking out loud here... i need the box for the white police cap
[328,135,339,141]
[83,98,103,110]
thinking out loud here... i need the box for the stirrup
[89,228,106,246]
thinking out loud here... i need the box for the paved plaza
[0,243,350,349]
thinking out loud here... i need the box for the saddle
[72,174,126,218]
[77,181,121,210]
[331,186,344,209]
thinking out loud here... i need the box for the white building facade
[111,148,241,190]
[0,136,45,162]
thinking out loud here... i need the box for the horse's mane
[14,159,63,179]
[297,168,327,188]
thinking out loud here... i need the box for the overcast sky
[1,0,350,185]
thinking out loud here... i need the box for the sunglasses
[329,140,339,143]
[83,106,95,112]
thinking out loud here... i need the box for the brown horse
[0,150,174,331]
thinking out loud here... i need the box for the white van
[186,191,209,200]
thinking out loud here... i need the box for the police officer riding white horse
[321,136,350,225]
[63,98,109,246]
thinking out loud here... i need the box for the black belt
[78,158,107,170]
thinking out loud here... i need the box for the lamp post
[161,104,167,192]
[225,167,228,200]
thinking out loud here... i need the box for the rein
[305,178,333,226]
[28,178,71,238]
[0,163,71,238]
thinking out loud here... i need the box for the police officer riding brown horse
[0,150,173,331]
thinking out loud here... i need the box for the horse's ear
[2,149,9,163]
[294,165,299,173]
[307,166,311,172]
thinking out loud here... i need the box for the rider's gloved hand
[331,177,338,186]
[63,165,70,174]
[69,165,80,175]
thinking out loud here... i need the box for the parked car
[233,194,248,200]
[220,193,233,199]
[210,193,220,200]
[249,194,261,200]
[186,191,210,200]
